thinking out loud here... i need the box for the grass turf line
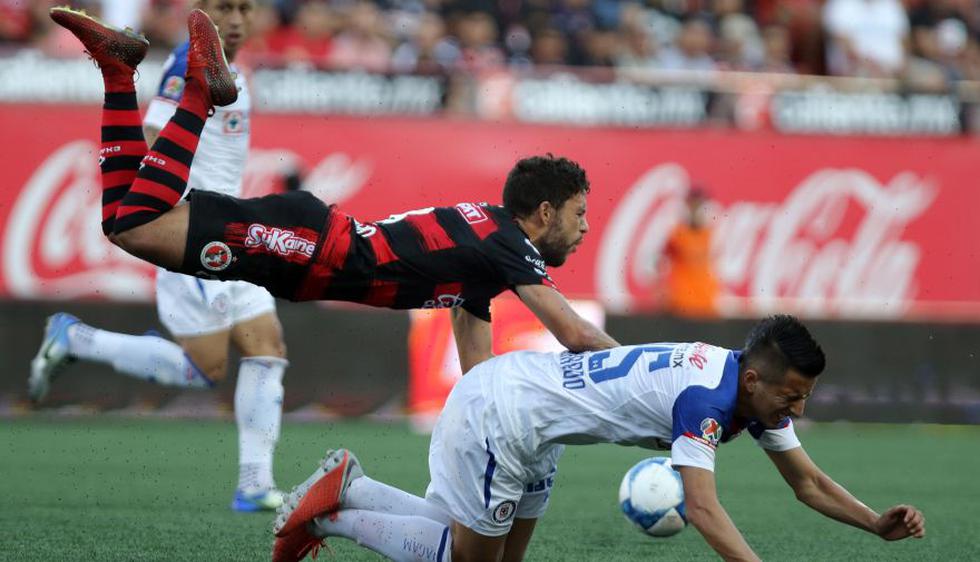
[2,418,977,561]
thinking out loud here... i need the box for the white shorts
[155,268,277,337]
[425,373,564,537]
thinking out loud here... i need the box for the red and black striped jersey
[294,202,556,321]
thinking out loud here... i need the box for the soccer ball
[618,456,687,537]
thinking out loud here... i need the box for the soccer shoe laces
[309,540,329,560]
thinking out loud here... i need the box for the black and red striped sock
[113,78,210,234]
[99,89,147,236]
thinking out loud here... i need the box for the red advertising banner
[2,103,978,320]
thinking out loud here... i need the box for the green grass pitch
[2,418,977,561]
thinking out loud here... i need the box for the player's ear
[743,369,760,393]
[537,201,555,226]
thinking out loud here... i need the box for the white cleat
[28,313,80,403]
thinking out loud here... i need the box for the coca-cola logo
[597,164,936,318]
[2,141,154,300]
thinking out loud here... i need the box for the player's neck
[513,216,546,246]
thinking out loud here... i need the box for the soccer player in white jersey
[27,0,289,513]
[271,315,925,562]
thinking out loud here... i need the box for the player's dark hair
[502,154,590,219]
[740,315,825,382]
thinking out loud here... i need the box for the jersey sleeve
[143,45,188,130]
[484,229,558,289]
[747,418,802,452]
[669,386,726,472]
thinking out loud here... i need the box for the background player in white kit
[28,0,289,513]
[271,315,925,562]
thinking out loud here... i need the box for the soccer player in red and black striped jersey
[52,8,619,370]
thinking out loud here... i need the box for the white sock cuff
[240,355,289,375]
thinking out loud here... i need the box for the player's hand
[874,505,925,540]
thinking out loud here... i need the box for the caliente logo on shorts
[492,500,517,524]
[200,241,233,272]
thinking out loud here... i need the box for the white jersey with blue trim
[477,342,801,473]
[143,41,250,198]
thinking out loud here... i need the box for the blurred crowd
[3,0,980,86]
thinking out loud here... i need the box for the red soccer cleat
[274,449,363,538]
[271,525,327,562]
[49,7,148,72]
[186,9,238,108]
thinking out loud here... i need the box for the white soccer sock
[235,356,287,493]
[315,509,452,562]
[345,476,451,524]
[66,323,212,388]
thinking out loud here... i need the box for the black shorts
[181,190,333,300]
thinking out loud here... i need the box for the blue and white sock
[66,323,211,388]
[315,509,452,562]
[235,356,287,493]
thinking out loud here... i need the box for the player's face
[199,0,255,59]
[748,369,815,428]
[538,192,589,267]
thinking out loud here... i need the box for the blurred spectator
[580,27,619,67]
[268,0,335,66]
[2,0,976,96]
[1,0,49,44]
[529,26,570,66]
[657,17,717,71]
[757,24,796,73]
[551,0,598,65]
[142,0,188,55]
[822,0,909,77]
[454,11,505,71]
[391,11,460,73]
[714,0,764,70]
[237,1,284,66]
[614,18,659,69]
[102,0,151,31]
[633,0,682,52]
[658,187,720,318]
[753,0,823,73]
[328,0,392,71]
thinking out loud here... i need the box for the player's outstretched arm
[766,447,926,540]
[451,306,493,374]
[515,284,619,352]
[676,466,761,562]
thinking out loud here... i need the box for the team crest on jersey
[455,202,488,224]
[491,500,517,523]
[200,241,233,272]
[700,418,723,447]
[163,75,185,98]
[223,110,246,135]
